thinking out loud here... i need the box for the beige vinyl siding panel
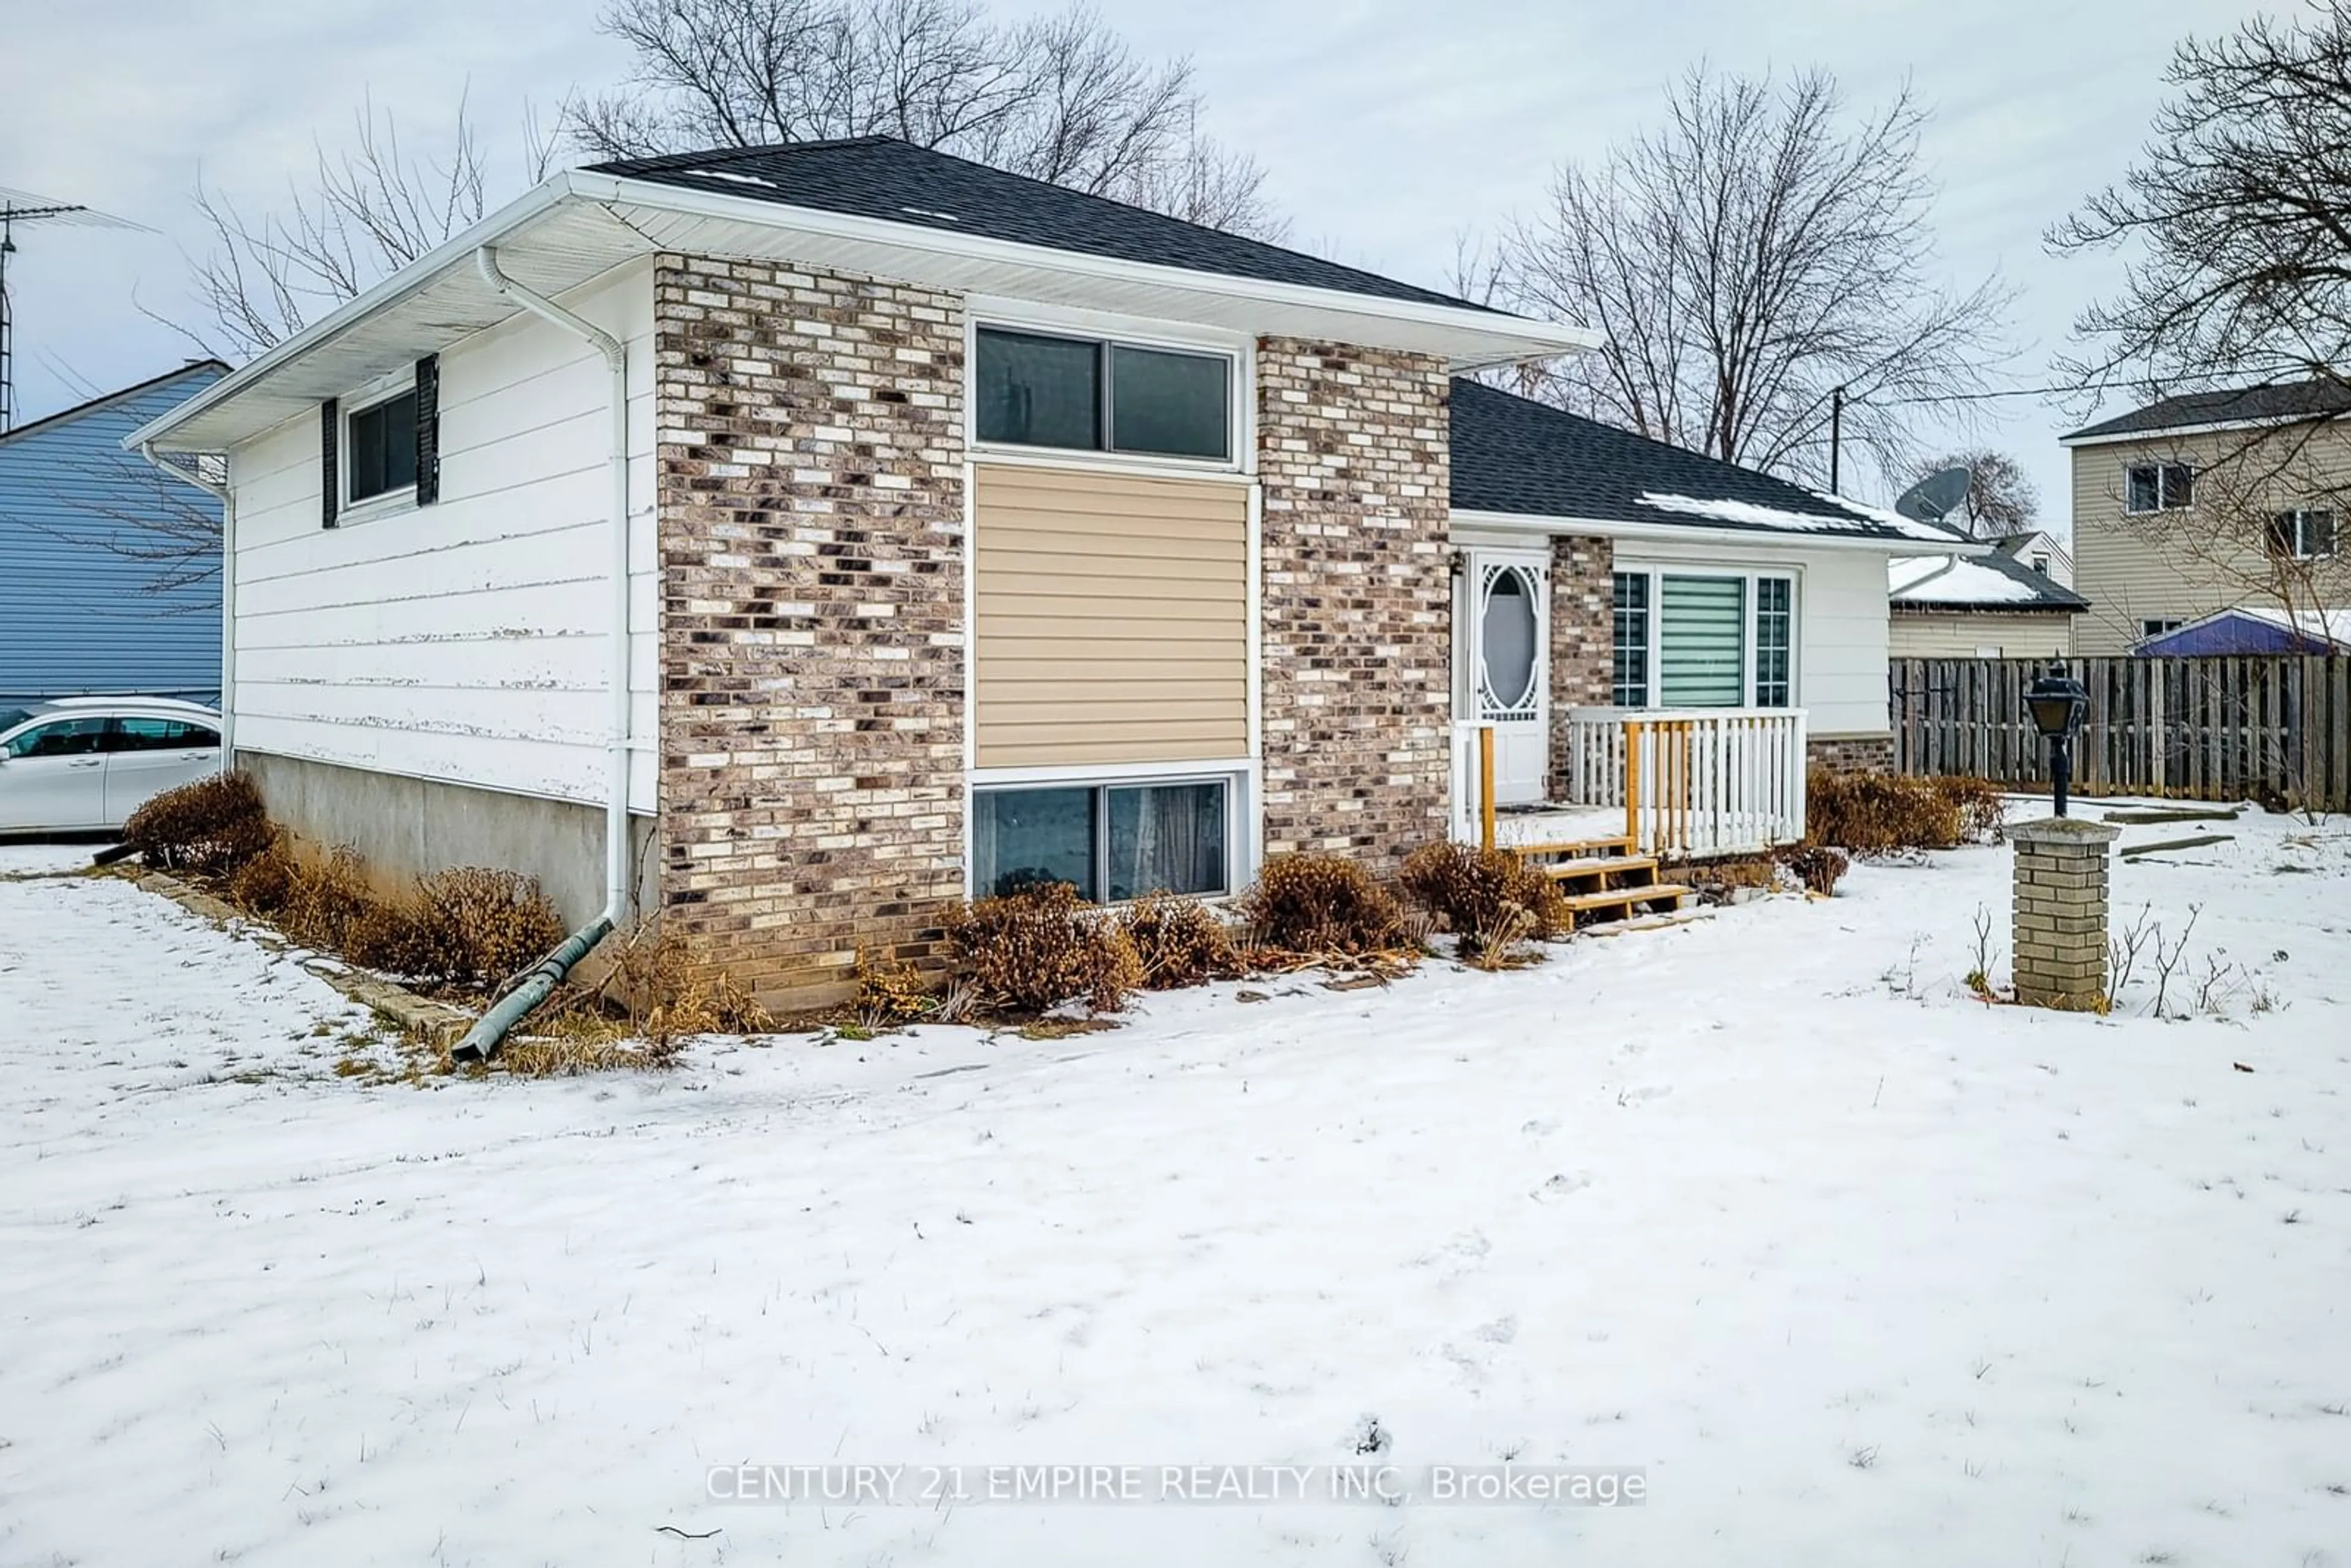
[974,463,1248,768]
[1889,610,2077,659]
[2071,426,2351,655]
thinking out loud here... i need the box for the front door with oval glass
[1465,549,1550,806]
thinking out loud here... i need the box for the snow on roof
[1889,555,2044,606]
[2232,605,2351,645]
[1637,490,1961,544]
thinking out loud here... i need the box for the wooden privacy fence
[1891,656,2351,810]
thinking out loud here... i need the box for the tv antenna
[1,186,153,432]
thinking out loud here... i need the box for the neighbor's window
[2268,508,2338,560]
[973,778,1231,902]
[346,389,419,505]
[1611,572,1650,708]
[975,327,1231,461]
[2126,461,2195,514]
[2142,618,2183,637]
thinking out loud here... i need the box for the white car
[0,697,223,835]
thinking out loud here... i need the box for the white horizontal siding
[1615,539,1891,738]
[227,258,657,811]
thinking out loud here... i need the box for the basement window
[972,778,1232,902]
[975,327,1233,462]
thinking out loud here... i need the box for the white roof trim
[2059,410,2351,448]
[1450,508,1992,556]
[129,168,1599,453]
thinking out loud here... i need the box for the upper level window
[347,389,420,505]
[2142,618,2183,637]
[2126,462,2195,514]
[975,327,1231,462]
[2268,508,2338,560]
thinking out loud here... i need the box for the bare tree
[1483,67,2012,490]
[1908,449,2039,538]
[2050,2,2351,402]
[163,93,561,360]
[572,0,1285,238]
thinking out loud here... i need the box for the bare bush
[947,882,1141,1016]
[1238,855,1412,958]
[1117,893,1240,989]
[1397,842,1564,962]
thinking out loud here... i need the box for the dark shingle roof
[2063,379,2351,442]
[1889,548,2088,613]
[1448,380,1961,544]
[588,137,1484,312]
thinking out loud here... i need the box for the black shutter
[413,354,440,506]
[321,399,340,528]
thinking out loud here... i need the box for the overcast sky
[2,0,2254,533]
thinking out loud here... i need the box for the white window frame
[965,300,1252,479]
[2124,460,2196,515]
[1608,565,1801,710]
[967,760,1253,904]
[2273,506,2339,560]
[338,369,420,523]
[2142,617,2183,638]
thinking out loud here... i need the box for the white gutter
[455,245,634,1059]
[1449,508,1994,556]
[138,443,235,763]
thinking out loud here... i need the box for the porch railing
[1566,707,1809,858]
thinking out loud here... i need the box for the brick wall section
[2011,817,2119,1010]
[654,256,966,1008]
[1808,734,1896,773]
[1256,339,1452,869]
[1547,534,1613,797]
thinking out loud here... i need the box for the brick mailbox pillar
[2011,817,2121,1010]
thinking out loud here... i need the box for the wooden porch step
[1538,853,1659,887]
[1507,835,1633,861]
[1557,882,1694,926]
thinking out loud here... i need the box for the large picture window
[1610,568,1796,709]
[974,778,1232,902]
[975,327,1232,462]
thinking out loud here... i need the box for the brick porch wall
[653,256,967,1008]
[1808,733,1895,773]
[1547,533,1613,797]
[1256,339,1452,871]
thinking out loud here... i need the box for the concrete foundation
[239,751,657,929]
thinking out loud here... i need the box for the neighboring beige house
[2064,381,2351,655]
[1888,549,2084,659]
[129,138,1955,1008]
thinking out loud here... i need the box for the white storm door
[1468,549,1550,806]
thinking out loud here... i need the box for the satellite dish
[1895,465,1972,525]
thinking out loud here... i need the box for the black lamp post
[2025,664,2091,816]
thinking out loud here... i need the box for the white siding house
[227,260,659,816]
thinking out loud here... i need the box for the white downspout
[456,244,635,1059]
[141,441,234,762]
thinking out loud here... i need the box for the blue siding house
[0,362,227,705]
[2134,606,2351,656]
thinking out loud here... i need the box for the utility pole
[1828,384,1845,494]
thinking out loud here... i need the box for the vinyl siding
[973,462,1248,768]
[2071,427,2351,655]
[1889,609,2076,659]
[226,258,658,810]
[0,365,225,703]
[1613,540,1891,738]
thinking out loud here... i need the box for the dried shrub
[1118,893,1240,988]
[227,834,298,913]
[344,898,429,974]
[122,771,272,876]
[852,951,939,1024]
[1398,842,1565,959]
[580,919,776,1055]
[396,868,564,990]
[1238,855,1410,956]
[1777,843,1850,896]
[282,846,378,952]
[947,882,1141,1016]
[1805,770,2006,854]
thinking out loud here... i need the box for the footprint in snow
[1520,1118,1559,1136]
[1616,1084,1673,1108]
[1534,1172,1595,1201]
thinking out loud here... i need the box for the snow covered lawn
[4,807,2349,1566]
